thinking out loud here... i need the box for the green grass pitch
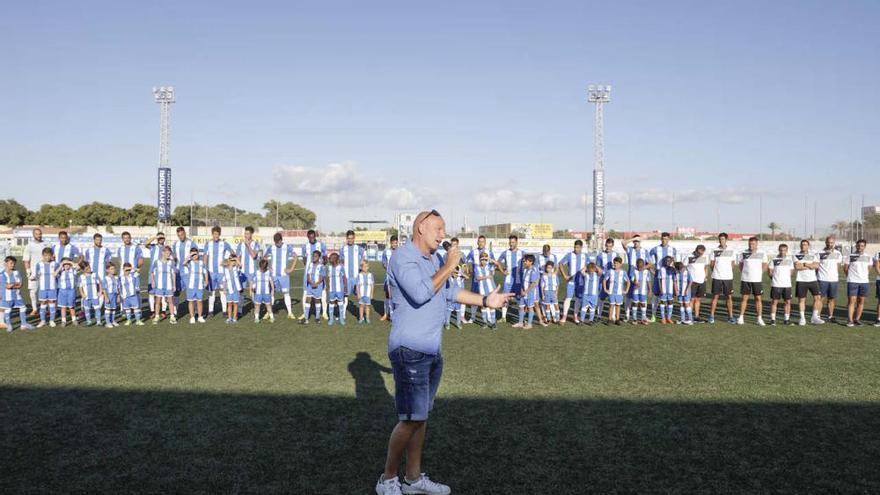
[1,261,879,493]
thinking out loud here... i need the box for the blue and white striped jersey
[596,250,619,273]
[675,270,692,294]
[102,275,120,296]
[185,260,207,290]
[265,243,295,277]
[79,273,101,300]
[540,273,559,295]
[301,241,326,273]
[649,245,679,270]
[382,248,395,282]
[172,239,196,273]
[583,272,602,296]
[658,267,676,294]
[117,244,143,274]
[148,244,167,271]
[83,246,112,276]
[326,265,346,293]
[626,247,649,274]
[521,266,540,298]
[120,274,139,298]
[448,273,465,292]
[306,263,324,289]
[253,271,273,296]
[357,272,375,298]
[53,243,80,262]
[498,249,524,285]
[536,253,558,272]
[204,240,232,273]
[236,240,261,276]
[221,267,242,293]
[1,270,22,302]
[466,248,495,274]
[151,260,176,291]
[631,269,651,296]
[340,244,365,281]
[475,265,495,295]
[560,251,588,283]
[604,269,629,296]
[57,267,77,290]
[35,261,58,290]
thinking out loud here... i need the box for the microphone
[442,241,451,251]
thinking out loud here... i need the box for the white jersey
[23,240,46,277]
[844,252,872,284]
[793,251,819,283]
[769,254,794,288]
[817,249,843,282]
[738,249,767,283]
[685,252,709,284]
[709,246,737,281]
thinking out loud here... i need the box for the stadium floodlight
[587,83,611,248]
[153,85,176,226]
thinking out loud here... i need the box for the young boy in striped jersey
[220,256,242,324]
[515,254,540,329]
[184,247,208,324]
[120,263,144,326]
[658,256,676,324]
[603,257,630,325]
[475,252,497,328]
[301,230,327,320]
[102,262,121,328]
[150,246,177,325]
[674,261,694,325]
[445,265,466,330]
[79,261,103,326]
[380,235,398,322]
[235,226,260,318]
[625,236,649,321]
[649,233,678,322]
[2,256,32,331]
[540,261,560,324]
[578,263,602,325]
[326,253,347,326]
[302,251,324,325]
[34,247,58,328]
[264,232,297,320]
[629,258,651,324]
[204,226,232,317]
[252,259,275,323]
[54,258,79,326]
[356,260,374,325]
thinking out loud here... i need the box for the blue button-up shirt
[388,241,461,355]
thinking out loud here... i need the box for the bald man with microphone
[375,210,513,495]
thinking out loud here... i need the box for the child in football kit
[445,265,466,329]
[356,260,374,324]
[674,261,694,325]
[79,261,103,326]
[221,256,243,324]
[541,261,560,325]
[120,263,144,326]
[302,251,325,324]
[474,252,497,328]
[326,253,348,326]
[34,247,58,328]
[184,247,208,324]
[1,256,32,331]
[629,259,651,324]
[103,262,121,328]
[603,257,630,325]
[658,256,677,324]
[54,258,79,326]
[514,254,540,329]
[579,263,602,325]
[251,259,275,324]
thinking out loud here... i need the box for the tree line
[0,199,317,230]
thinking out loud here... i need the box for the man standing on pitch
[22,228,45,317]
[376,210,511,495]
[708,233,737,324]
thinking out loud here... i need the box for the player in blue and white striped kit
[251,259,275,323]
[515,254,540,329]
[657,256,677,324]
[264,232,297,319]
[340,230,366,315]
[120,263,144,325]
[445,266,466,329]
[102,263,121,328]
[54,258,79,326]
[302,250,325,324]
[495,235,524,324]
[579,263,602,324]
[144,232,169,316]
[34,247,58,328]
[559,240,589,324]
[183,247,207,323]
[380,235,398,321]
[649,232,679,322]
[474,252,497,328]
[172,227,196,312]
[2,256,32,331]
[150,246,177,325]
[603,257,630,325]
[83,233,112,279]
[79,262,103,326]
[235,226,260,317]
[540,261,560,324]
[595,238,619,320]
[465,235,494,323]
[204,226,232,317]
[625,236,649,321]
[325,253,348,326]
[117,232,144,291]
[53,231,80,264]
[674,261,694,324]
[301,230,327,320]
[356,260,374,324]
[629,259,652,324]
[220,256,243,324]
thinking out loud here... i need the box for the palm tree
[831,220,849,239]
[767,222,780,240]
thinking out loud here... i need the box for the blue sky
[3,0,878,234]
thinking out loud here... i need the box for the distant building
[479,223,553,239]
[862,205,880,220]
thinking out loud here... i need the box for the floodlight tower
[153,86,175,226]
[587,84,611,249]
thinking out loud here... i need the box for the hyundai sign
[158,167,172,222]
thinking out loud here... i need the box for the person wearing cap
[375,210,512,495]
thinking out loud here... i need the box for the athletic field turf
[2,262,879,493]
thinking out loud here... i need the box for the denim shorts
[818,281,838,298]
[847,282,868,298]
[389,346,443,422]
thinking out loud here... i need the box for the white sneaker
[811,316,825,325]
[799,317,806,326]
[737,316,744,325]
[376,475,402,495]
[401,473,451,495]
[756,317,766,327]
[49,321,57,328]
[190,317,196,324]
[198,317,206,323]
